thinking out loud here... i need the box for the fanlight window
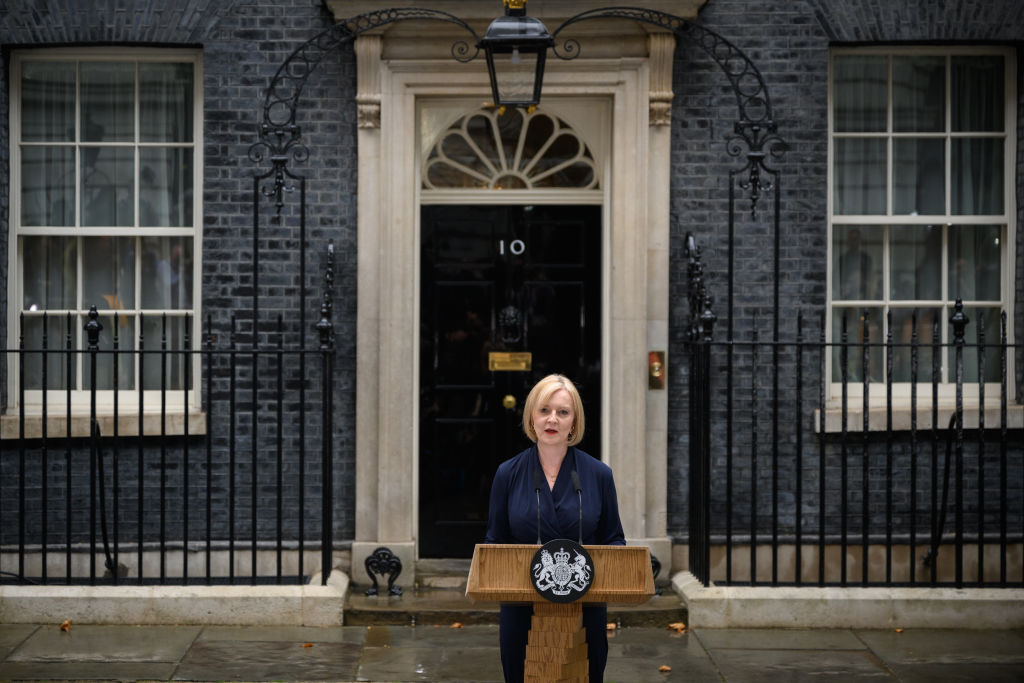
[422,108,599,190]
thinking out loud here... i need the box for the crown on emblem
[553,548,570,564]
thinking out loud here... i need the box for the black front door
[419,204,602,558]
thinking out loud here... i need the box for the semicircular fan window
[423,108,599,190]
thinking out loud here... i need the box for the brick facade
[0,0,1020,564]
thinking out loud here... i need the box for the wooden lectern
[466,544,655,683]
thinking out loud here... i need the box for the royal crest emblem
[531,539,594,603]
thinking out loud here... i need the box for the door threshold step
[343,587,685,627]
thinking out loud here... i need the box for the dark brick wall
[1,0,1020,559]
[666,0,1024,541]
[0,0,358,550]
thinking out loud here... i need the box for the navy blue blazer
[485,446,626,546]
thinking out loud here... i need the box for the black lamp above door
[478,0,554,108]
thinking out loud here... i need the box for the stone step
[343,587,687,628]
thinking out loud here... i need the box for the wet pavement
[0,622,1023,682]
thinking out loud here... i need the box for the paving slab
[890,663,1024,683]
[196,624,367,644]
[705,648,896,682]
[0,624,37,660]
[366,623,500,648]
[6,624,201,663]
[173,639,362,681]
[0,660,178,680]
[434,645,505,682]
[695,627,868,651]
[606,628,723,682]
[855,628,1024,665]
[357,645,448,682]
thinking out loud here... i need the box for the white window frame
[826,45,1017,408]
[6,47,203,421]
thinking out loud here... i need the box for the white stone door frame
[341,5,688,584]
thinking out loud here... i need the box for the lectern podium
[466,544,655,683]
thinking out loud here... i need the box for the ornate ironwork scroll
[364,546,403,596]
[249,9,481,212]
[551,7,787,215]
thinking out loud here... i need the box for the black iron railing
[0,247,337,587]
[684,234,1023,589]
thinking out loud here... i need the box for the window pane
[140,148,193,226]
[80,62,134,142]
[890,225,941,300]
[82,237,135,311]
[81,147,134,226]
[951,138,1003,215]
[893,138,944,214]
[948,307,1001,384]
[140,63,194,142]
[889,307,941,382]
[833,56,887,132]
[952,56,1004,132]
[82,316,135,391]
[141,315,192,391]
[834,138,886,214]
[893,56,944,132]
[22,314,76,390]
[21,61,75,142]
[23,236,76,310]
[832,226,882,300]
[832,307,884,383]
[948,225,1001,301]
[141,236,193,310]
[21,146,75,226]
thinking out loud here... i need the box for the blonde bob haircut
[522,374,586,447]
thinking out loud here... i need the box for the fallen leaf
[59,620,71,633]
[450,622,463,629]
[302,642,313,648]
[606,622,617,631]
[894,628,904,633]
[659,665,672,672]
[667,621,686,633]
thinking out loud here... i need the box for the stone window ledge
[814,403,1024,434]
[1,411,207,440]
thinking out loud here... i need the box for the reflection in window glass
[889,307,940,382]
[893,138,944,215]
[890,226,941,300]
[952,56,1004,132]
[82,237,135,311]
[21,147,75,226]
[21,315,76,390]
[951,138,1003,215]
[140,63,194,142]
[21,61,75,142]
[833,55,887,132]
[140,147,193,227]
[141,236,193,310]
[23,236,76,311]
[81,62,134,142]
[81,147,134,227]
[834,138,886,214]
[893,56,944,132]
[949,307,1002,384]
[832,226,882,301]
[831,307,884,383]
[948,225,1001,301]
[141,315,192,390]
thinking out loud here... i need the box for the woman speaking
[485,373,626,683]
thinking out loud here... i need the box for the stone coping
[673,571,1024,629]
[0,572,349,626]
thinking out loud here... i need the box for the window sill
[814,403,1024,433]
[1,411,207,440]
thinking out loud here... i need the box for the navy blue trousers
[498,603,608,683]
